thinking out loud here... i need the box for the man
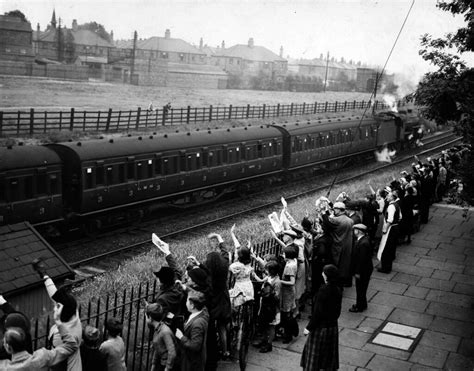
[207,232,231,263]
[0,304,78,370]
[377,191,402,273]
[321,201,354,287]
[349,224,373,312]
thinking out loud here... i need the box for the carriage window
[227,149,236,164]
[154,159,162,175]
[246,146,256,160]
[24,176,33,199]
[96,165,104,185]
[187,154,197,171]
[118,164,126,183]
[127,162,135,180]
[136,162,144,180]
[37,173,47,195]
[202,152,208,167]
[49,174,59,194]
[85,168,94,189]
[180,155,186,172]
[8,178,20,202]
[0,179,4,201]
[147,160,154,178]
[106,166,114,185]
[162,156,178,175]
[216,150,223,165]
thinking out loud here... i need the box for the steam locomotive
[0,108,421,234]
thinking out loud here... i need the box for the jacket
[306,283,342,330]
[178,308,209,371]
[151,322,177,370]
[351,235,373,279]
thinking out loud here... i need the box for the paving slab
[444,352,474,370]
[426,289,472,308]
[362,343,411,361]
[428,317,474,338]
[392,263,434,278]
[371,292,429,313]
[339,328,372,349]
[366,354,412,370]
[416,258,464,273]
[418,330,461,352]
[369,278,408,295]
[417,277,455,292]
[426,301,474,322]
[408,344,449,369]
[357,317,384,334]
[458,338,474,359]
[387,308,434,329]
[392,272,422,285]
[339,345,374,368]
[431,269,453,280]
[403,286,429,299]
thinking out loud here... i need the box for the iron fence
[0,99,401,136]
[29,238,281,370]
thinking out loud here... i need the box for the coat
[351,235,373,280]
[178,308,209,371]
[322,213,354,278]
[151,322,177,370]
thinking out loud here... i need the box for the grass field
[0,75,373,110]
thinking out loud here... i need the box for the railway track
[64,130,461,282]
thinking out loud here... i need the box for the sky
[3,0,474,83]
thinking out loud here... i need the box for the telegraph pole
[130,30,137,83]
[323,51,329,92]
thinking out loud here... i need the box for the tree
[78,21,111,42]
[64,29,76,63]
[4,10,28,22]
[415,0,474,202]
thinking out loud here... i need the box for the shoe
[252,340,264,348]
[259,344,272,353]
[349,305,362,313]
[377,268,391,274]
[282,336,292,344]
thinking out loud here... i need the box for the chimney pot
[221,40,225,49]
[248,37,254,48]
[165,29,170,39]
[72,19,78,31]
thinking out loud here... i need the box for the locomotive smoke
[383,94,398,113]
[375,145,396,163]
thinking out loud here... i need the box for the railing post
[69,108,75,131]
[136,107,141,129]
[186,105,191,124]
[314,101,317,114]
[209,105,213,121]
[302,102,306,114]
[262,104,266,119]
[277,103,280,117]
[59,111,63,131]
[29,108,34,135]
[17,111,20,135]
[324,101,328,112]
[0,111,3,136]
[335,101,338,112]
[228,104,232,119]
[354,100,357,109]
[290,103,294,116]
[344,101,347,111]
[105,108,112,131]
[246,104,250,118]
[96,111,100,131]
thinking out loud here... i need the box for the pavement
[219,203,474,370]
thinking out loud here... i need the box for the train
[0,107,421,235]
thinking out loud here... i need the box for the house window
[179,53,184,62]
[161,52,168,59]
[229,58,233,64]
[191,56,195,62]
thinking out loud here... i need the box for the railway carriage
[0,145,63,225]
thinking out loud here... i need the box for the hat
[188,267,208,288]
[145,303,165,322]
[83,325,100,343]
[333,201,346,210]
[323,264,339,282]
[51,287,77,322]
[301,217,312,232]
[154,266,175,286]
[4,313,29,333]
[353,223,368,232]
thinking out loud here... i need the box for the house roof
[293,58,356,70]
[116,37,205,55]
[35,28,113,47]
[0,222,75,297]
[0,15,32,32]
[222,44,286,62]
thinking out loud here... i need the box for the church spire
[51,9,57,29]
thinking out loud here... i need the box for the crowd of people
[0,145,469,371]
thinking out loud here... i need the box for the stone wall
[0,60,89,80]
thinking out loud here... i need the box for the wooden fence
[29,238,280,370]
[0,99,400,136]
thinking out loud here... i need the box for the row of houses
[0,10,390,91]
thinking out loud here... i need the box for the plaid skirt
[300,326,339,370]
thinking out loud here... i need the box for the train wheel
[82,219,102,237]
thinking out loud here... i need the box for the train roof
[276,115,377,136]
[49,125,283,161]
[0,145,62,172]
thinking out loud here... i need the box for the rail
[0,99,402,136]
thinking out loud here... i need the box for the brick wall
[0,60,89,80]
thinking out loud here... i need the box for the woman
[301,264,342,371]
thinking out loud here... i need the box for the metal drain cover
[369,322,423,352]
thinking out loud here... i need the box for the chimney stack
[280,46,283,58]
[37,23,40,32]
[199,37,203,49]
[320,53,324,60]
[221,40,225,49]
[248,38,254,48]
[72,19,78,31]
[165,29,171,39]
[110,30,114,41]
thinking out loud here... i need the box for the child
[175,291,209,371]
[255,261,281,353]
[279,245,299,343]
[146,303,177,371]
[80,325,107,371]
[99,318,127,371]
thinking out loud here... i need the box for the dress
[228,261,254,307]
[294,239,306,301]
[301,283,342,371]
[280,259,297,312]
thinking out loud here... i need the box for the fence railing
[30,238,280,370]
[0,99,401,136]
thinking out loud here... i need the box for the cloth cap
[51,287,77,322]
[333,201,346,210]
[353,223,368,232]
[153,266,175,286]
[146,303,165,322]
[105,318,123,334]
[188,267,208,288]
[323,264,339,282]
[83,325,100,343]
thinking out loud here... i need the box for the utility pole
[130,30,137,83]
[323,51,329,92]
[372,71,380,115]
